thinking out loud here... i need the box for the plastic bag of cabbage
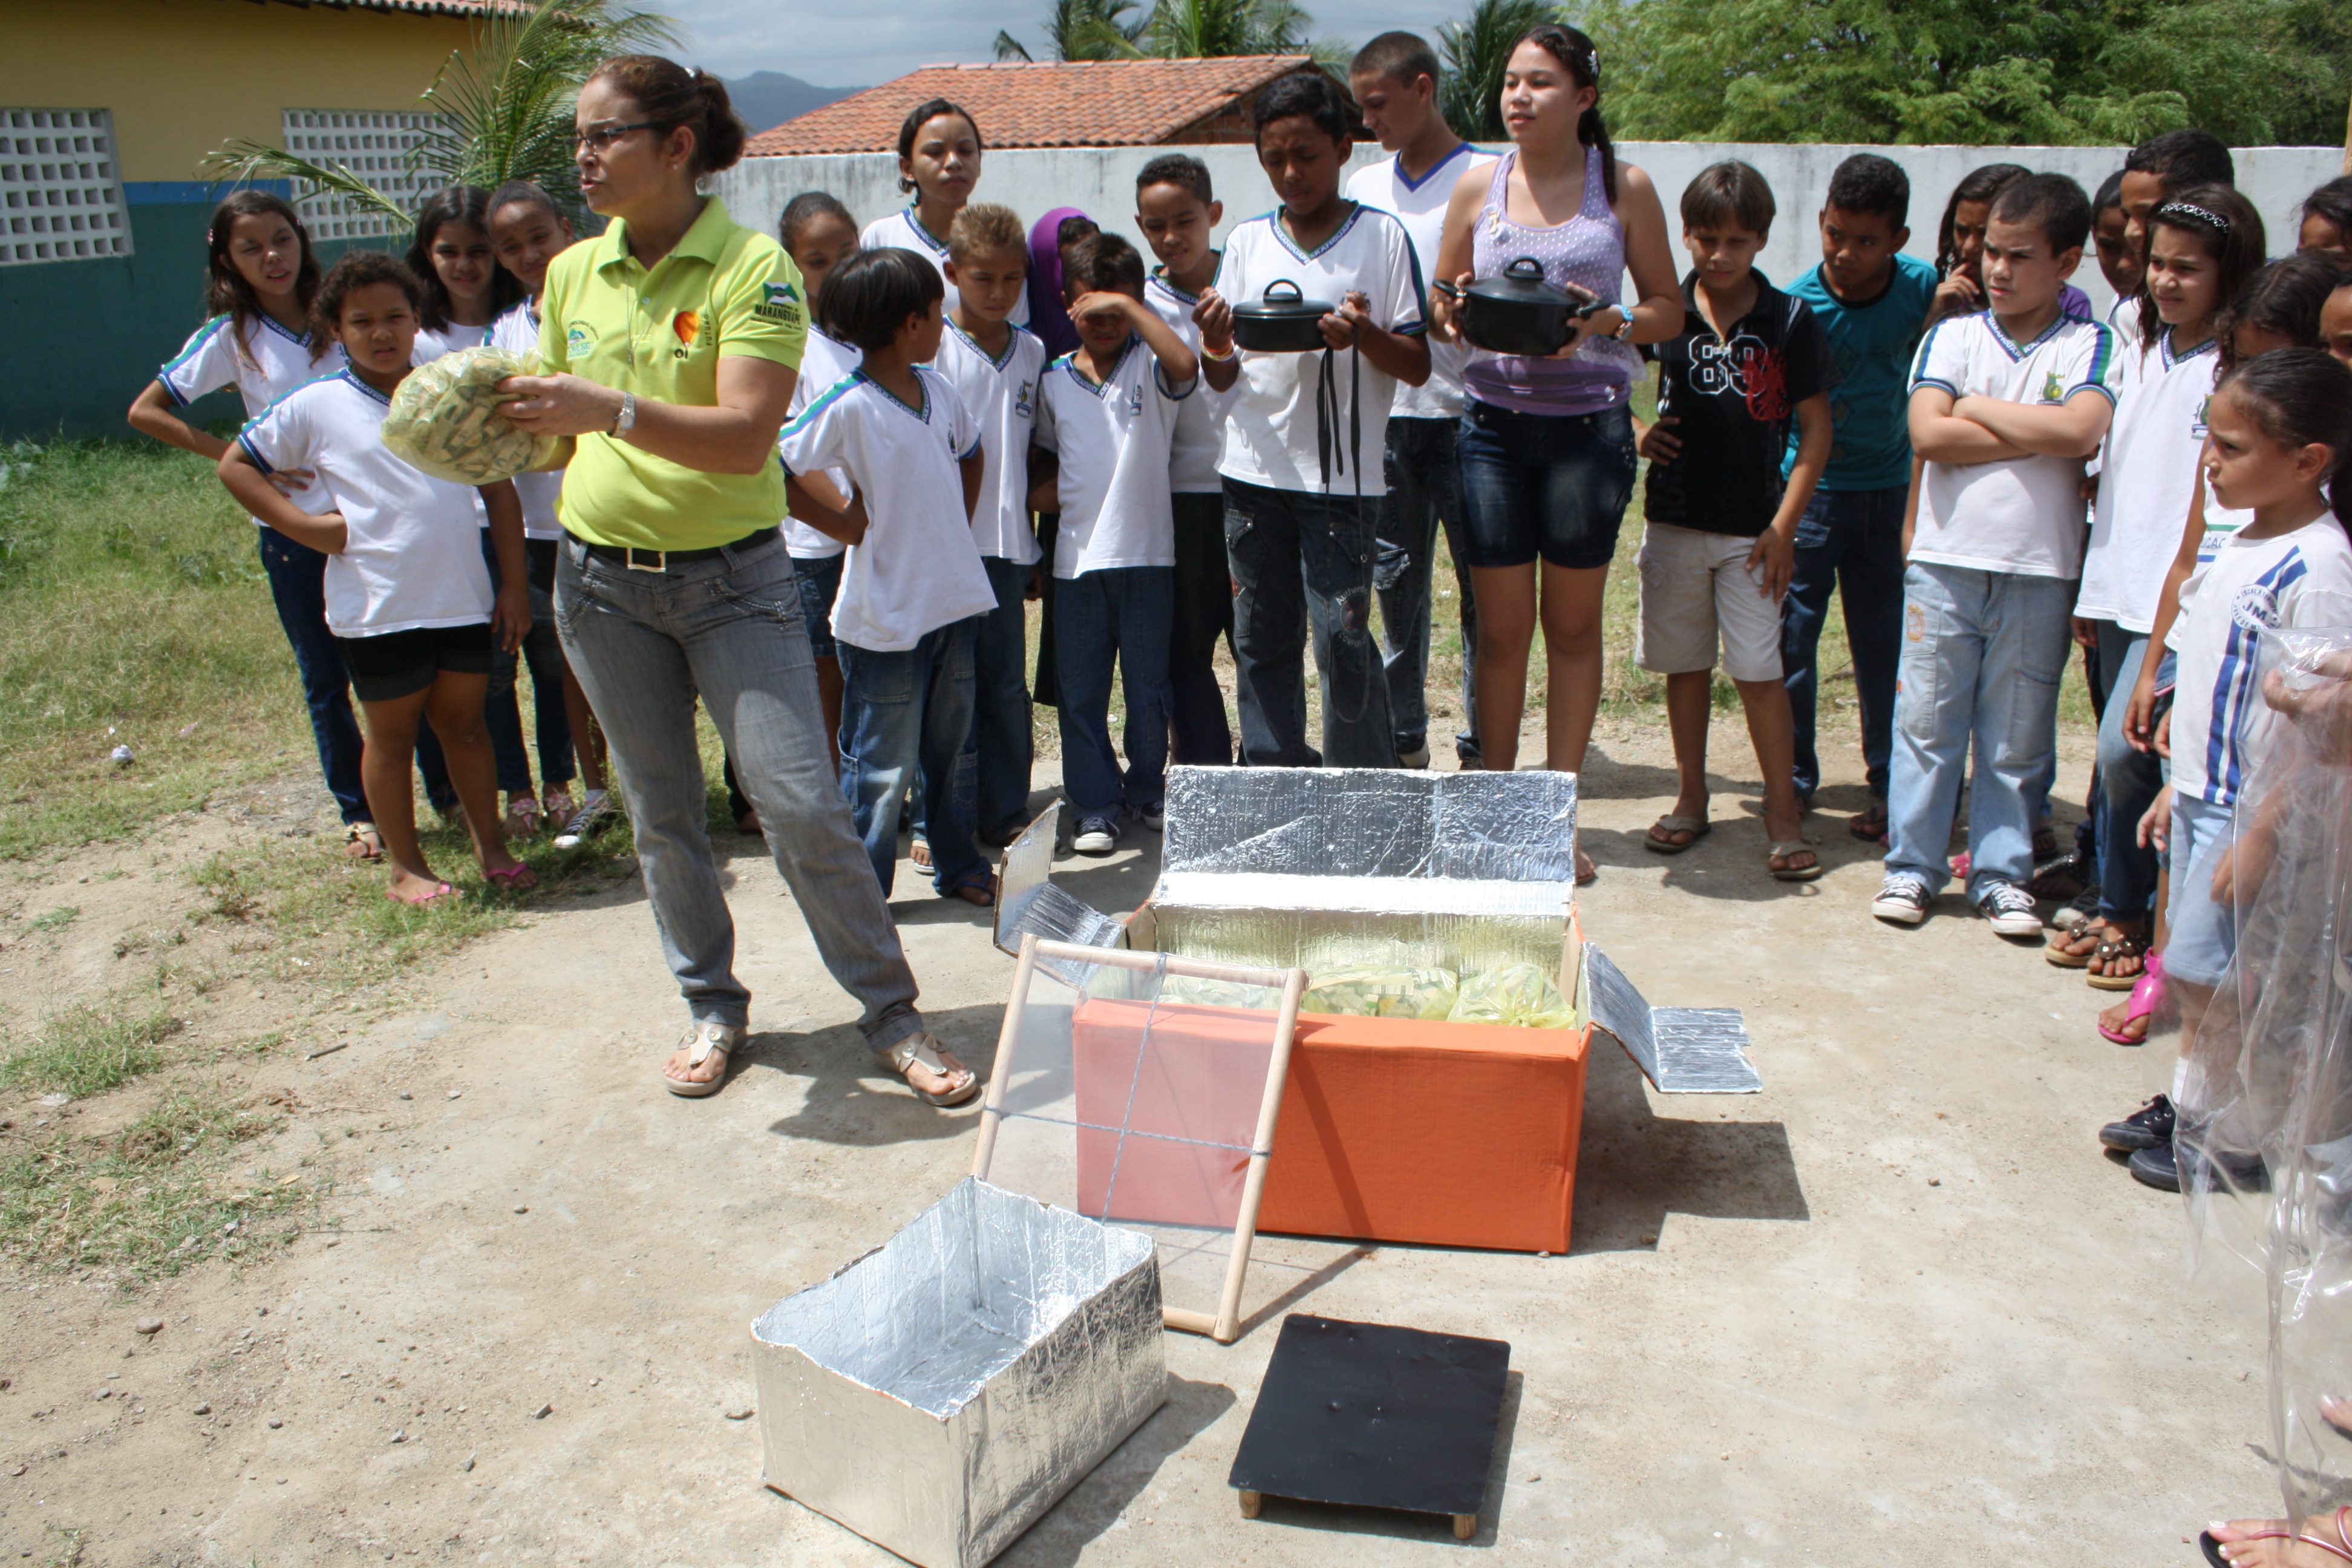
[381,346,558,486]
[1302,963,1460,1021]
[1448,963,1575,1028]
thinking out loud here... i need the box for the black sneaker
[1974,879,2042,936]
[1870,871,1933,924]
[2127,1142,2181,1191]
[2100,1094,2174,1152]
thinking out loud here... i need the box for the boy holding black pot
[1195,70,1430,769]
[1632,160,1837,882]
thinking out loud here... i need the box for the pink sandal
[2098,949,2164,1045]
[485,863,538,892]
[385,880,459,908]
[2201,1505,2352,1565]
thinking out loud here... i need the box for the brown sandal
[2046,916,2108,969]
[2086,927,2151,991]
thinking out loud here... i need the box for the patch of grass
[0,1088,310,1278]
[30,904,78,932]
[0,437,318,860]
[1,995,181,1097]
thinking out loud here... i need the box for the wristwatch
[610,391,638,438]
[1611,313,1634,341]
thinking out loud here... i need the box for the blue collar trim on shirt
[256,312,310,348]
[1393,140,1475,194]
[949,317,1023,371]
[855,366,931,422]
[1266,201,1367,264]
[1985,309,2073,362]
[338,368,393,407]
[2159,328,2218,372]
[1149,268,1210,307]
[902,207,949,255]
[1057,335,1140,397]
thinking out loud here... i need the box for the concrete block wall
[719,142,2344,322]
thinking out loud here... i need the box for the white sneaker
[1073,815,1120,855]
[1135,802,1166,832]
[1396,742,1432,769]
[552,789,615,849]
[1974,879,2042,936]
[1870,872,1933,924]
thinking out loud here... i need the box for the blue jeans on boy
[1884,562,2075,894]
[837,618,987,900]
[483,533,573,796]
[551,534,924,1048]
[1377,416,1477,763]
[972,555,1035,840]
[1056,566,1175,820]
[257,528,368,824]
[2092,622,2163,924]
[1224,479,1395,769]
[1780,484,1906,803]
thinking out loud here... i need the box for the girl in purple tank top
[1428,22,1682,881]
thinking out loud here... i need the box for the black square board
[1229,1313,1511,1520]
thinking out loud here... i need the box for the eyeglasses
[576,121,658,154]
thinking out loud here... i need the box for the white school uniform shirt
[778,364,997,653]
[2078,332,2221,632]
[781,326,863,561]
[2165,518,2352,806]
[936,319,1046,564]
[1212,203,1427,498]
[1144,269,1240,495]
[1908,309,2122,580]
[237,369,494,638]
[488,299,566,541]
[1345,143,1488,421]
[157,312,342,523]
[412,320,497,363]
[1033,335,1195,578]
[859,208,1031,330]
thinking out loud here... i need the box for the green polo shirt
[538,197,806,550]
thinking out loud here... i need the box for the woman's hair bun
[587,54,750,177]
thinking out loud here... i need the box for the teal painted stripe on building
[123,180,295,205]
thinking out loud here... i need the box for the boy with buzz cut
[1779,152,1941,842]
[1634,160,1838,882]
[1197,69,1431,771]
[1135,152,1240,767]
[1031,232,1200,855]
[1346,30,1491,770]
[1873,173,2121,935]
[938,201,1047,846]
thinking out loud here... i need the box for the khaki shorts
[1634,521,1784,682]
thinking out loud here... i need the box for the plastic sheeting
[2175,626,2352,1529]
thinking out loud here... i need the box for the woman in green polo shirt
[500,54,974,1107]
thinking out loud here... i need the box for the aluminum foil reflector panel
[1583,943,1762,1094]
[1162,765,1578,882]
[751,1177,1166,1568]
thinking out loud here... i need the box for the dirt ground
[0,711,2277,1567]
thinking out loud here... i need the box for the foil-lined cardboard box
[751,1178,1167,1567]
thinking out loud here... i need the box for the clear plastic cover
[981,947,1347,1333]
[2174,626,2352,1526]
[381,345,558,486]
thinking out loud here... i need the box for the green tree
[1581,0,2348,146]
[998,0,1351,70]
[1437,0,1564,140]
[994,0,1147,64]
[202,0,678,227]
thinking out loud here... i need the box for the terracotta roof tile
[744,56,1318,155]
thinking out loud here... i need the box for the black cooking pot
[1436,256,1604,357]
[1231,278,1334,353]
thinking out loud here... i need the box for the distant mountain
[727,72,863,136]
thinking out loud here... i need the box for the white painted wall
[719,141,2342,318]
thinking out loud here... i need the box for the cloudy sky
[658,0,1445,87]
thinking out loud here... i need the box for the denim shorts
[1455,399,1638,570]
[792,553,845,661]
[2164,792,2236,988]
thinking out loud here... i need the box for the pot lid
[1464,256,1572,308]
[1232,278,1334,319]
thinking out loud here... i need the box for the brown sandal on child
[2087,927,2151,991]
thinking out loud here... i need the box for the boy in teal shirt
[1779,153,1939,839]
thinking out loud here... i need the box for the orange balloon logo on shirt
[672,309,701,345]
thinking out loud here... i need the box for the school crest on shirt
[756,281,804,327]
[2232,583,2282,632]
[1014,379,1035,420]
[566,321,598,352]
[2193,394,2211,438]
[2040,370,2065,403]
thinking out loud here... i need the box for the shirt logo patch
[2232,583,2282,632]
[1014,380,1034,420]
[672,310,702,347]
[2193,394,2210,439]
[755,281,805,326]
[2040,370,2065,402]
[566,322,598,351]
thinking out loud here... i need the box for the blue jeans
[972,555,1036,840]
[837,618,987,900]
[1223,478,1395,769]
[1169,492,1235,766]
[552,534,924,1048]
[1453,399,1636,571]
[1377,414,1476,759]
[1055,566,1175,819]
[1780,485,1906,802]
[2164,793,2236,987]
[484,534,573,795]
[1884,562,2075,893]
[2093,624,2163,923]
[256,528,368,824]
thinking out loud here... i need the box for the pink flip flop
[485,863,538,892]
[385,880,459,908]
[2099,948,2165,1045]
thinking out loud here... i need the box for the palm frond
[197,139,414,230]
[995,29,1037,60]
[1438,0,1561,139]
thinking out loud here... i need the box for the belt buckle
[624,547,667,572]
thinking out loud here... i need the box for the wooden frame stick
[974,938,1306,1345]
